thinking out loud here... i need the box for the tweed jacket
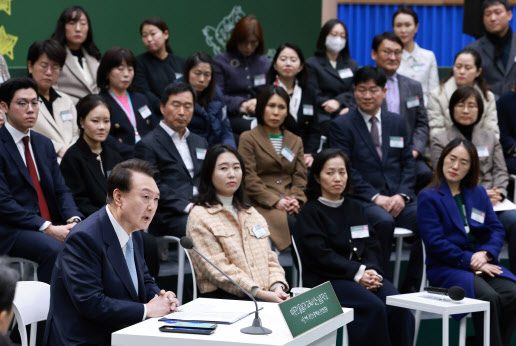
[238,125,307,250]
[431,125,509,196]
[55,46,99,104]
[186,204,288,297]
[427,78,499,139]
[32,89,79,159]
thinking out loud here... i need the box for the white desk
[112,298,353,346]
[386,292,490,346]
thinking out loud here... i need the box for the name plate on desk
[279,281,342,337]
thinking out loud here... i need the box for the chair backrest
[184,249,198,300]
[12,281,50,346]
[5,257,38,281]
[290,236,303,287]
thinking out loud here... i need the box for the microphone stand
[189,246,272,335]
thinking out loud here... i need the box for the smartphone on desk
[162,321,217,330]
[159,326,215,335]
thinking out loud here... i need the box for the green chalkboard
[0,0,321,74]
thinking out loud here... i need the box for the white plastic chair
[290,235,303,287]
[159,236,185,304]
[5,257,38,281]
[12,281,50,346]
[392,227,414,288]
[184,249,198,300]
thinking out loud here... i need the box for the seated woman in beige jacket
[27,40,79,161]
[186,144,289,302]
[238,86,307,251]
[427,48,499,139]
[431,86,516,273]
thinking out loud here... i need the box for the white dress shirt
[358,107,382,145]
[397,43,439,106]
[159,121,198,212]
[106,205,147,320]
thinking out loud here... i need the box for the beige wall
[322,0,337,26]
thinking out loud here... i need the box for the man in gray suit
[135,82,208,238]
[465,0,516,99]
[372,32,432,191]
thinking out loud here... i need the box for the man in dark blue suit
[0,77,82,283]
[329,66,422,292]
[44,159,179,346]
[135,82,208,238]
[372,32,433,191]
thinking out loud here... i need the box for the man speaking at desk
[43,159,179,346]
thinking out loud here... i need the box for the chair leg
[414,310,422,345]
[29,322,37,346]
[176,242,184,305]
[393,237,403,288]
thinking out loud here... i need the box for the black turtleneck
[486,27,513,68]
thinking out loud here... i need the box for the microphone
[180,236,272,335]
[424,286,465,301]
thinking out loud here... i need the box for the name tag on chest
[406,96,420,108]
[138,105,152,119]
[60,110,73,121]
[254,74,266,86]
[251,224,267,238]
[281,146,295,162]
[338,68,353,79]
[476,146,490,157]
[196,148,206,160]
[350,225,369,239]
[389,136,404,148]
[412,63,425,72]
[302,104,314,116]
[471,208,485,224]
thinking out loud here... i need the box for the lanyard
[108,91,141,142]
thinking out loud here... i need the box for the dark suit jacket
[135,126,207,236]
[306,55,359,122]
[60,137,123,217]
[466,35,516,97]
[0,127,81,254]
[294,198,383,288]
[418,182,516,300]
[283,86,321,154]
[100,90,160,159]
[382,74,429,155]
[329,108,416,202]
[43,207,160,346]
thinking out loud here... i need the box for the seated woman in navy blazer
[294,148,414,346]
[266,43,320,167]
[306,19,358,136]
[418,138,516,346]
[97,47,159,159]
[182,51,236,148]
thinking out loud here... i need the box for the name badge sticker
[338,68,354,79]
[350,225,369,239]
[175,72,183,80]
[471,208,485,224]
[60,110,73,121]
[138,105,152,119]
[254,74,266,87]
[476,146,490,158]
[406,96,420,108]
[389,136,404,148]
[281,146,295,162]
[196,148,206,160]
[302,104,314,116]
[413,63,425,72]
[251,224,267,238]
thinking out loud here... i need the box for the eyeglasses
[380,50,402,58]
[36,62,61,73]
[14,100,40,110]
[455,103,478,110]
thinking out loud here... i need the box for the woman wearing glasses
[28,40,79,161]
[427,48,499,139]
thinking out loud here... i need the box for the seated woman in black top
[306,19,358,136]
[60,94,160,277]
[182,51,236,148]
[97,47,159,159]
[133,17,186,115]
[294,148,414,346]
[267,43,320,167]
